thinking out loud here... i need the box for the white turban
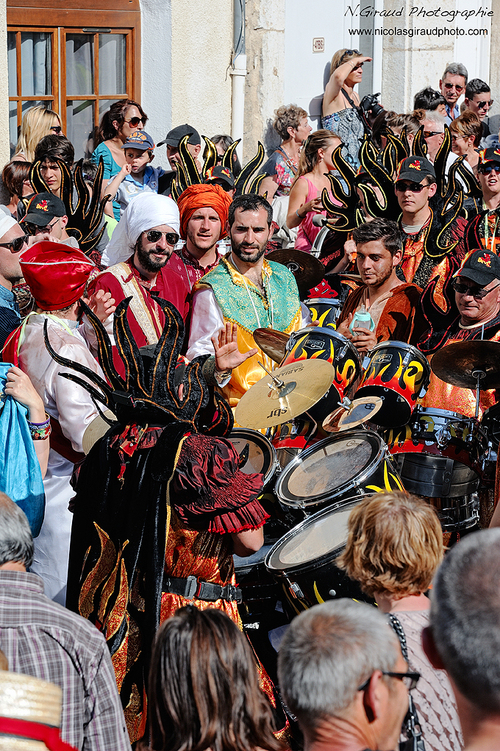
[0,214,18,241]
[101,192,180,267]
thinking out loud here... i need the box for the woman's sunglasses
[125,116,147,128]
[145,230,179,245]
[50,126,63,134]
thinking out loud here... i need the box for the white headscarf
[101,193,180,267]
[0,214,18,241]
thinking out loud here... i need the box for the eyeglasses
[50,125,62,134]
[423,130,442,138]
[452,280,500,300]
[145,230,179,245]
[0,235,29,253]
[125,116,146,128]
[478,164,500,175]
[358,671,421,692]
[25,218,60,235]
[476,100,494,109]
[444,82,464,92]
[395,181,430,193]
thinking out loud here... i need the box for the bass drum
[227,429,278,489]
[274,429,404,515]
[265,497,372,617]
[355,341,430,428]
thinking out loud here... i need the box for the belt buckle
[184,575,198,600]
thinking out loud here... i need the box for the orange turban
[177,183,232,240]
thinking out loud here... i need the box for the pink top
[295,176,340,252]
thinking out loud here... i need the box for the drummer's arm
[231,526,264,556]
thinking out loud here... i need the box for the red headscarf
[177,184,232,240]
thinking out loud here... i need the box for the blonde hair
[450,110,482,147]
[336,491,444,598]
[295,129,340,180]
[14,106,61,163]
[330,48,360,77]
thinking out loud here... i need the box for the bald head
[0,493,34,569]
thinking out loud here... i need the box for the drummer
[419,248,500,419]
[336,218,424,354]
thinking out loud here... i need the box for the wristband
[27,413,51,441]
[296,209,304,219]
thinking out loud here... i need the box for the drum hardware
[235,359,335,430]
[435,425,452,450]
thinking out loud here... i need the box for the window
[7,0,141,160]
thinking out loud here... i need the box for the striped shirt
[0,570,131,751]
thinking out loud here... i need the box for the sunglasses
[423,130,442,138]
[352,63,364,71]
[358,671,421,693]
[125,116,146,128]
[452,280,500,300]
[476,99,493,109]
[25,218,59,235]
[340,49,360,64]
[0,235,29,252]
[50,125,62,134]
[444,82,464,92]
[145,230,179,245]
[395,180,429,193]
[478,164,500,174]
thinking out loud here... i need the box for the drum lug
[285,576,304,600]
[435,425,451,449]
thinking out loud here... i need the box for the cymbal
[235,359,334,429]
[267,249,324,293]
[322,396,383,433]
[253,328,289,364]
[431,340,500,389]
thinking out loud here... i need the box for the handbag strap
[388,613,409,662]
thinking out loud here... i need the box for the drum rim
[274,429,385,509]
[228,428,278,485]
[265,495,363,574]
[304,298,342,305]
[413,405,479,423]
[368,340,431,374]
[285,327,362,365]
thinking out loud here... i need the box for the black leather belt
[163,574,242,603]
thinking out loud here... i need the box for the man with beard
[92,192,188,350]
[337,219,424,354]
[187,193,308,408]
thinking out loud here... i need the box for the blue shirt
[444,103,460,125]
[111,165,167,215]
[0,283,20,350]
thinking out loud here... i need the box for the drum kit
[231,326,500,626]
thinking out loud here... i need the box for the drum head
[227,429,277,486]
[275,431,382,509]
[266,498,362,573]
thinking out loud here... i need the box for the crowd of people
[0,50,500,751]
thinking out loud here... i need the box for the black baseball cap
[455,249,500,286]
[478,146,500,166]
[158,124,201,147]
[21,192,66,227]
[396,156,436,182]
[205,165,235,189]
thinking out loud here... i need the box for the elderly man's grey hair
[277,599,400,728]
[423,110,446,129]
[430,528,500,714]
[0,493,34,568]
[442,62,468,84]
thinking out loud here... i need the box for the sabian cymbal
[253,328,289,364]
[267,249,324,293]
[431,340,500,389]
[235,359,335,429]
[322,396,383,433]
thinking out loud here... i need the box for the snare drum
[304,298,341,329]
[355,341,430,428]
[383,406,488,498]
[280,327,362,421]
[227,429,278,488]
[265,498,371,616]
[274,430,404,514]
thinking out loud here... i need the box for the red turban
[177,183,232,240]
[20,242,96,311]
